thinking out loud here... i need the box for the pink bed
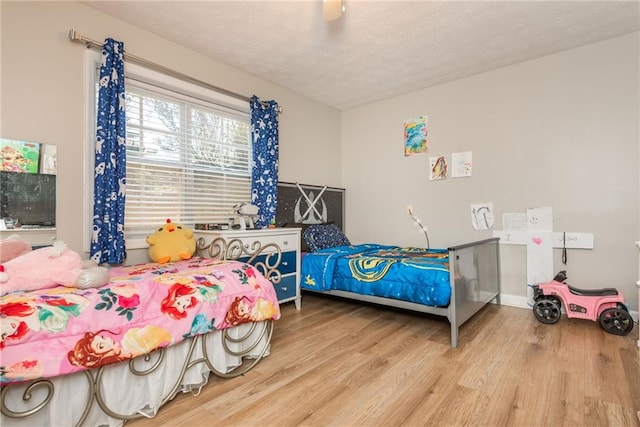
[1,255,280,425]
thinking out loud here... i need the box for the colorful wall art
[1,138,41,174]
[430,155,448,180]
[403,115,428,156]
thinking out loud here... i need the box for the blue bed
[300,234,501,348]
[301,244,451,307]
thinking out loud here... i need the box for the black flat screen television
[0,171,56,226]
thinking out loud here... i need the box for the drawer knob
[282,287,287,291]
[282,261,288,266]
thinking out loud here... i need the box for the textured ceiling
[83,1,640,110]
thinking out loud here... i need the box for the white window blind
[123,80,252,240]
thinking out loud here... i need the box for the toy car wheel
[547,295,562,311]
[599,308,634,336]
[533,299,561,324]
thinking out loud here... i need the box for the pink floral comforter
[0,257,280,385]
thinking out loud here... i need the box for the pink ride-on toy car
[532,270,634,336]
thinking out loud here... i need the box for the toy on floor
[146,219,196,264]
[532,270,634,336]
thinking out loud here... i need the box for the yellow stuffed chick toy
[146,219,196,264]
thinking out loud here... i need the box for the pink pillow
[0,235,32,263]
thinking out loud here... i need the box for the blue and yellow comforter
[301,244,451,307]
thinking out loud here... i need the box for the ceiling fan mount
[323,0,346,21]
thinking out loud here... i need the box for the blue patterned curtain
[91,38,127,264]
[250,95,280,228]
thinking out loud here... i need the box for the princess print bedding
[0,257,280,385]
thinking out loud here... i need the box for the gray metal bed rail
[447,237,501,347]
[304,237,501,348]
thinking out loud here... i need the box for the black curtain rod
[68,29,282,113]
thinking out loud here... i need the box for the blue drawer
[273,275,297,301]
[239,250,296,275]
[278,251,297,275]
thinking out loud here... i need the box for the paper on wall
[471,203,494,230]
[502,213,528,231]
[525,206,554,303]
[404,115,428,156]
[526,231,554,302]
[451,151,472,178]
[429,155,447,180]
[526,206,553,231]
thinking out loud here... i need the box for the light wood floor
[129,293,640,427]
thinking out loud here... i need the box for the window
[86,52,252,249]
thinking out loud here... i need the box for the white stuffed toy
[0,240,110,295]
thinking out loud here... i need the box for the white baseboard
[495,293,639,322]
[495,293,530,309]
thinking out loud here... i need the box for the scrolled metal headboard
[195,237,282,284]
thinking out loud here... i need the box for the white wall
[0,1,341,263]
[342,32,640,311]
